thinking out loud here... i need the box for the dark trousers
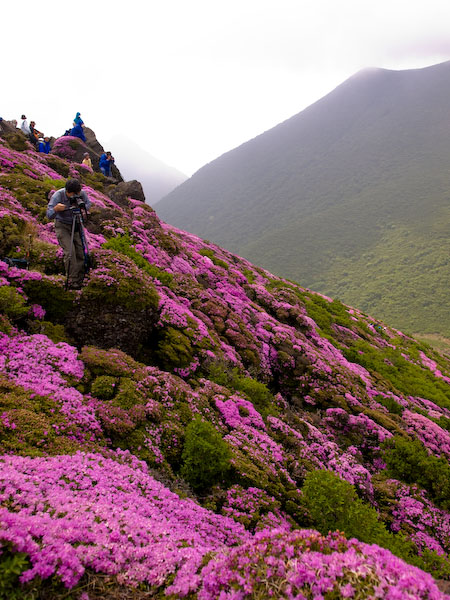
[55,221,85,286]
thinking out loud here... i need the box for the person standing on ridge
[99,151,114,177]
[82,152,92,169]
[46,178,91,290]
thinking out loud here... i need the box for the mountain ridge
[156,60,450,338]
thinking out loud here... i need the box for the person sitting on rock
[70,123,86,142]
[46,178,91,290]
[43,137,51,154]
[99,151,114,177]
[82,152,92,169]
[29,121,43,148]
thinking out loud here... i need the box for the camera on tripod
[69,195,86,210]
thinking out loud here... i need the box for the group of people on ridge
[20,115,51,153]
[15,110,118,289]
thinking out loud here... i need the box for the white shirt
[20,119,31,135]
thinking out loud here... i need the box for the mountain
[156,60,450,340]
[0,119,450,598]
[105,133,188,204]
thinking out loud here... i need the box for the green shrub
[0,215,26,257]
[382,436,450,509]
[207,364,274,414]
[4,132,29,151]
[343,341,450,409]
[103,234,173,287]
[0,546,31,600]
[27,321,69,344]
[113,378,144,409]
[198,248,229,269]
[91,375,117,400]
[181,418,231,491]
[157,327,194,371]
[301,470,417,564]
[22,278,73,323]
[374,394,404,415]
[0,287,29,321]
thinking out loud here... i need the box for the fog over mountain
[106,134,187,204]
[156,60,450,340]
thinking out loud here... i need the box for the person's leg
[55,221,85,287]
[55,221,73,279]
[71,230,86,287]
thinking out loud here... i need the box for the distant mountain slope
[106,134,187,204]
[156,60,450,337]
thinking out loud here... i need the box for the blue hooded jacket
[70,124,86,142]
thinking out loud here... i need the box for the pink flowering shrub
[198,529,448,600]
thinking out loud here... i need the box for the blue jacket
[70,124,86,142]
[74,113,84,126]
[44,141,51,154]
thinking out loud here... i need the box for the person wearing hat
[20,115,31,136]
[46,178,91,289]
[81,152,92,169]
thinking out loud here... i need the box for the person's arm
[46,191,66,219]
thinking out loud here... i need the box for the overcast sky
[3,0,450,176]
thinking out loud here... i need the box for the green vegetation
[207,363,274,414]
[198,248,229,269]
[343,339,450,408]
[181,417,232,491]
[382,436,450,510]
[103,233,174,286]
[0,287,29,321]
[302,469,450,579]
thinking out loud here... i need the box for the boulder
[107,180,146,208]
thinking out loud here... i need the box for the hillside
[1,120,450,598]
[156,60,450,339]
[105,134,188,204]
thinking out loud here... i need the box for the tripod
[64,205,90,291]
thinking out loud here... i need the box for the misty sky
[3,0,450,176]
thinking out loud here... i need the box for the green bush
[157,327,194,371]
[91,375,117,400]
[0,286,29,321]
[0,547,31,600]
[343,340,450,409]
[207,364,274,413]
[301,470,419,566]
[113,378,144,409]
[103,234,173,287]
[199,248,229,269]
[0,215,26,257]
[382,436,450,509]
[181,417,231,491]
[22,278,73,323]
[375,394,403,415]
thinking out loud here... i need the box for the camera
[69,195,86,209]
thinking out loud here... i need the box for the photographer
[46,178,91,289]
